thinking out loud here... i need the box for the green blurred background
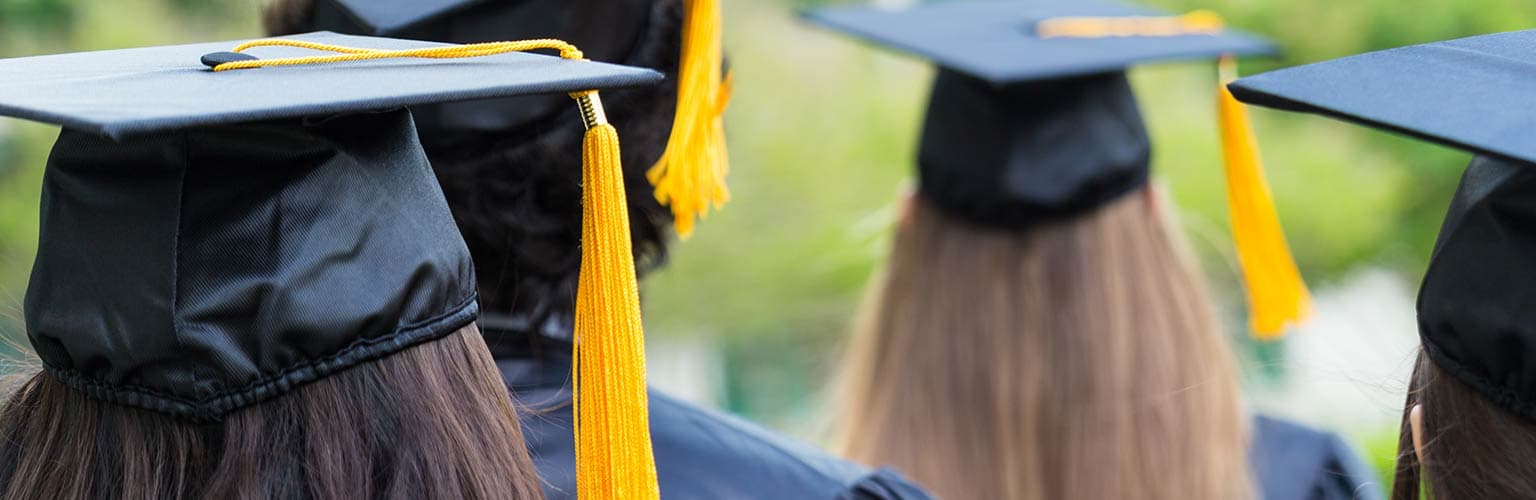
[2,0,1532,484]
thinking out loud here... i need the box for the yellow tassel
[572,93,660,499]
[1216,56,1312,340]
[648,0,732,238]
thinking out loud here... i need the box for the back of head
[0,107,543,499]
[0,325,542,500]
[263,0,682,341]
[839,191,1250,499]
[1393,352,1536,499]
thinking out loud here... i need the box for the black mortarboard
[308,0,654,131]
[1230,29,1536,420]
[805,0,1273,227]
[1230,30,1536,167]
[805,0,1274,86]
[2,30,665,496]
[0,33,656,139]
[806,0,1310,338]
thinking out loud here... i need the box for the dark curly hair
[264,0,682,344]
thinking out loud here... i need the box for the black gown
[1250,414,1385,500]
[488,330,932,500]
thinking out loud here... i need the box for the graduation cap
[1229,29,1536,421]
[0,32,663,497]
[303,0,732,237]
[805,0,1309,338]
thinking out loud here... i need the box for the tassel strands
[571,91,661,499]
[648,0,732,238]
[1216,56,1312,339]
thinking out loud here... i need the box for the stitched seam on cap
[169,132,190,360]
[42,291,479,420]
[1422,338,1536,419]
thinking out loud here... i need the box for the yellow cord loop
[648,0,732,239]
[1035,12,1311,339]
[1036,10,1225,38]
[212,38,585,71]
[1216,56,1311,339]
[214,37,661,497]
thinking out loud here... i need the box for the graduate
[1230,28,1536,500]
[0,32,670,498]
[805,1,1380,499]
[259,1,933,499]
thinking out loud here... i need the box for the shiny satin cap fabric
[806,0,1271,229]
[917,69,1150,229]
[5,33,661,421]
[802,0,1274,85]
[0,31,662,139]
[1229,30,1536,421]
[1418,155,1536,421]
[1228,29,1536,165]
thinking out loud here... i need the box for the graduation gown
[487,331,932,500]
[1250,415,1384,500]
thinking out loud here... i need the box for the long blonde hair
[838,188,1251,499]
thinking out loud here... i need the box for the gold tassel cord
[212,39,586,71]
[648,0,732,238]
[215,39,662,497]
[1216,56,1311,339]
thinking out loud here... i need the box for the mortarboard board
[306,0,653,131]
[804,0,1274,85]
[805,0,1309,338]
[0,31,664,497]
[1229,30,1536,166]
[1229,29,1536,422]
[0,32,657,138]
[301,0,732,238]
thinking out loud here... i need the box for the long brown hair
[1391,350,1536,499]
[0,324,544,500]
[838,188,1252,499]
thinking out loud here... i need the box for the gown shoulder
[500,355,933,500]
[1249,414,1385,500]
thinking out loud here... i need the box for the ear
[1410,404,1427,462]
[1144,182,1164,215]
[898,184,918,229]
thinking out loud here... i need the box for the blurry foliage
[642,0,1536,442]
[0,0,263,337]
[0,0,73,29]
